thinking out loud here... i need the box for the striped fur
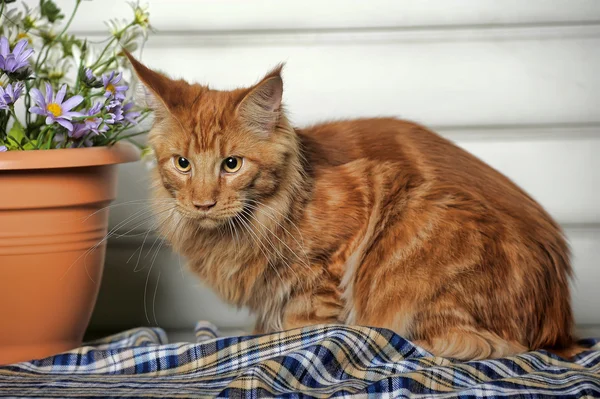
[127,54,577,360]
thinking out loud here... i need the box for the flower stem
[114,129,149,141]
[0,2,6,25]
[45,129,56,149]
[35,125,53,148]
[125,138,145,149]
[35,0,83,70]
[9,107,21,128]
[92,37,117,68]
[90,21,135,69]
[92,56,117,73]
[24,80,31,125]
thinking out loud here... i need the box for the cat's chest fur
[180,159,396,330]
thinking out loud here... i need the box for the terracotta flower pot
[0,143,139,365]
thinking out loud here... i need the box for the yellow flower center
[85,117,95,123]
[106,83,116,93]
[47,103,62,117]
[16,32,32,44]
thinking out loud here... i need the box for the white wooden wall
[54,0,600,337]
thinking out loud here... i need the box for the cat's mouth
[175,204,245,229]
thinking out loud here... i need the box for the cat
[126,52,578,360]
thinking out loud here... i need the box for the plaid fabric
[0,322,599,398]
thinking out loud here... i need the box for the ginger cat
[127,54,577,360]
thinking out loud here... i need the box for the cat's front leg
[280,291,343,331]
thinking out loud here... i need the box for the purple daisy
[82,67,102,88]
[0,82,24,109]
[0,145,7,152]
[102,71,128,101]
[85,68,94,81]
[0,37,33,75]
[122,102,141,125]
[83,102,108,135]
[105,99,124,124]
[29,83,84,131]
[70,123,91,139]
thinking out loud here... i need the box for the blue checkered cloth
[0,321,599,398]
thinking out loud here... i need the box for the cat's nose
[193,200,217,211]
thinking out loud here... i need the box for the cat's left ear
[236,64,284,136]
[123,50,186,121]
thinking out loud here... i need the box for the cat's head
[127,54,299,230]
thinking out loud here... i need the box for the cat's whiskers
[80,198,174,224]
[236,212,285,288]
[227,218,240,256]
[237,211,313,307]
[243,202,311,271]
[132,208,176,269]
[242,211,316,298]
[241,204,318,292]
[60,202,176,281]
[245,198,310,265]
[80,205,176,282]
[152,270,161,327]
[243,211,302,277]
[144,230,166,326]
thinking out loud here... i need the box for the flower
[83,102,108,135]
[105,99,124,124]
[116,29,140,55]
[122,102,141,125]
[44,50,70,80]
[30,83,84,131]
[0,0,152,151]
[21,3,50,32]
[102,71,128,101]
[0,37,33,76]
[70,122,91,139]
[81,67,103,88]
[130,2,150,30]
[15,32,33,46]
[0,82,24,109]
[2,8,24,30]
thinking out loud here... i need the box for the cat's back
[296,117,573,354]
[297,117,552,223]
[298,117,477,177]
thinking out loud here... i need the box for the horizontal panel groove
[62,0,600,33]
[78,21,600,35]
[435,123,600,142]
[128,121,600,142]
[79,24,600,44]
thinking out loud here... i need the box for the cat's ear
[124,51,182,119]
[237,64,284,136]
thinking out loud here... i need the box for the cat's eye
[174,156,191,173]
[222,156,243,173]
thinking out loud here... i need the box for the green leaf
[40,0,64,23]
[8,121,25,143]
[6,136,23,150]
[22,140,38,150]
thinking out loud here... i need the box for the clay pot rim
[0,142,140,171]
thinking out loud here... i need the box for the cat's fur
[127,53,577,360]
